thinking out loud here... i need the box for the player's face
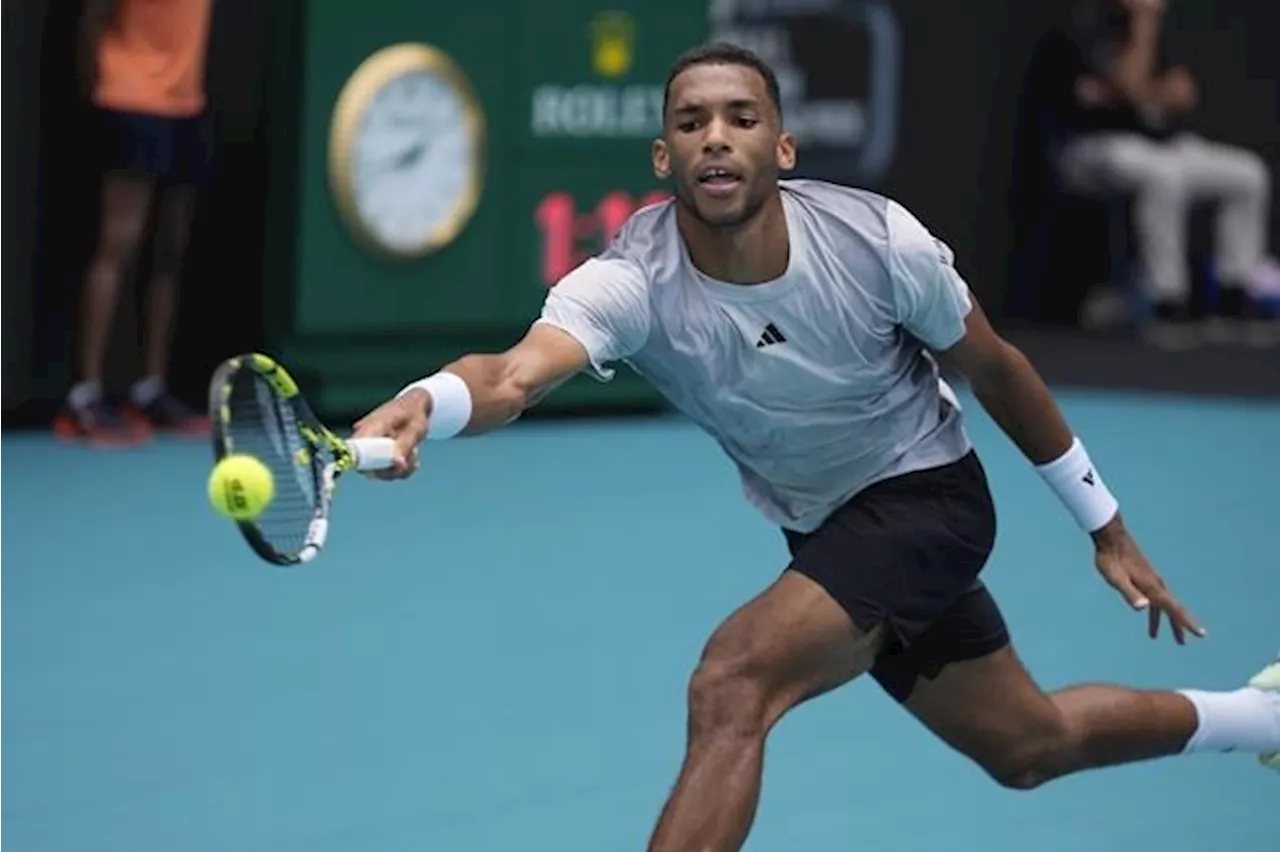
[654,63,796,229]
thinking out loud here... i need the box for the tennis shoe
[125,391,210,437]
[1247,657,1280,771]
[53,397,150,447]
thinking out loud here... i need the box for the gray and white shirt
[536,179,974,533]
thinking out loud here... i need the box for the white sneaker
[1247,658,1280,771]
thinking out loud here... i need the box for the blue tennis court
[3,388,1277,851]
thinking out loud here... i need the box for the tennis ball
[208,454,274,521]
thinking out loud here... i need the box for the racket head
[208,353,351,565]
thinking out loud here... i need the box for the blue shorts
[97,107,215,187]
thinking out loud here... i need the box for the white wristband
[1034,437,1119,533]
[397,371,472,441]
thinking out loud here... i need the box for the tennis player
[353,43,1279,852]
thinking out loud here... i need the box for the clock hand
[365,140,423,178]
[391,143,424,170]
[396,134,437,170]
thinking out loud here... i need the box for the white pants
[1058,132,1272,302]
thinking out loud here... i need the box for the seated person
[1054,0,1279,348]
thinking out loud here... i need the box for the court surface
[3,388,1278,852]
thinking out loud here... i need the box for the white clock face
[351,69,478,253]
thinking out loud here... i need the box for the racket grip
[349,437,398,472]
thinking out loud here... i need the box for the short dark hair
[662,42,783,122]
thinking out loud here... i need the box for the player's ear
[652,137,672,179]
[776,131,797,172]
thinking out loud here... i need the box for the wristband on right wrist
[397,371,472,441]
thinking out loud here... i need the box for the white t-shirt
[536,179,974,533]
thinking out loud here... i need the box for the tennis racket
[208,352,397,565]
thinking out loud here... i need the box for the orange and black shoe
[53,398,152,447]
[124,391,211,437]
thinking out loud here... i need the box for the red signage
[535,189,670,285]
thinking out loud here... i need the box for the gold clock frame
[327,43,486,260]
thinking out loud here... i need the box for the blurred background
[3,1,1279,851]
[5,0,1279,428]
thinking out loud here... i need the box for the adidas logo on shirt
[755,323,787,348]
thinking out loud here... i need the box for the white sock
[1177,687,1280,754]
[68,380,103,411]
[129,376,165,407]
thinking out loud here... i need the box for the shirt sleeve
[535,256,652,382]
[885,200,973,351]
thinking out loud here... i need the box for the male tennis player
[353,43,1279,852]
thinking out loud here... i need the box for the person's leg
[1058,132,1196,347]
[648,450,1000,852]
[1167,134,1278,346]
[125,181,209,432]
[141,183,195,385]
[647,570,885,852]
[900,639,1280,788]
[79,171,155,386]
[54,168,155,444]
[125,110,212,433]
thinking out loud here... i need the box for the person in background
[1056,0,1279,349]
[55,0,215,445]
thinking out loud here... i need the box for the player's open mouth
[696,167,743,197]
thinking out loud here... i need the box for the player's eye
[735,116,759,129]
[677,120,701,133]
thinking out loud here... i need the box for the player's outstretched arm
[350,324,590,479]
[353,251,649,479]
[936,299,1205,644]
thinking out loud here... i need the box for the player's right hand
[351,390,430,480]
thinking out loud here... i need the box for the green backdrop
[265,1,705,416]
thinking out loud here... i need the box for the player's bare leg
[901,644,1280,788]
[647,571,885,852]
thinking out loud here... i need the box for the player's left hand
[1092,518,1206,644]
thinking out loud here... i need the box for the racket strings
[225,372,326,556]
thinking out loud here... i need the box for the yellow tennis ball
[208,454,274,520]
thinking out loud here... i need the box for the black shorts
[783,451,1008,703]
[97,107,215,187]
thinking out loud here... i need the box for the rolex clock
[328,43,485,259]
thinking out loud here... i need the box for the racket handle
[349,437,398,472]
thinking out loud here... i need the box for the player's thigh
[785,450,1000,703]
[694,570,886,723]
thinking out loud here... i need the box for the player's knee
[981,718,1080,791]
[686,655,772,740]
[986,754,1053,790]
